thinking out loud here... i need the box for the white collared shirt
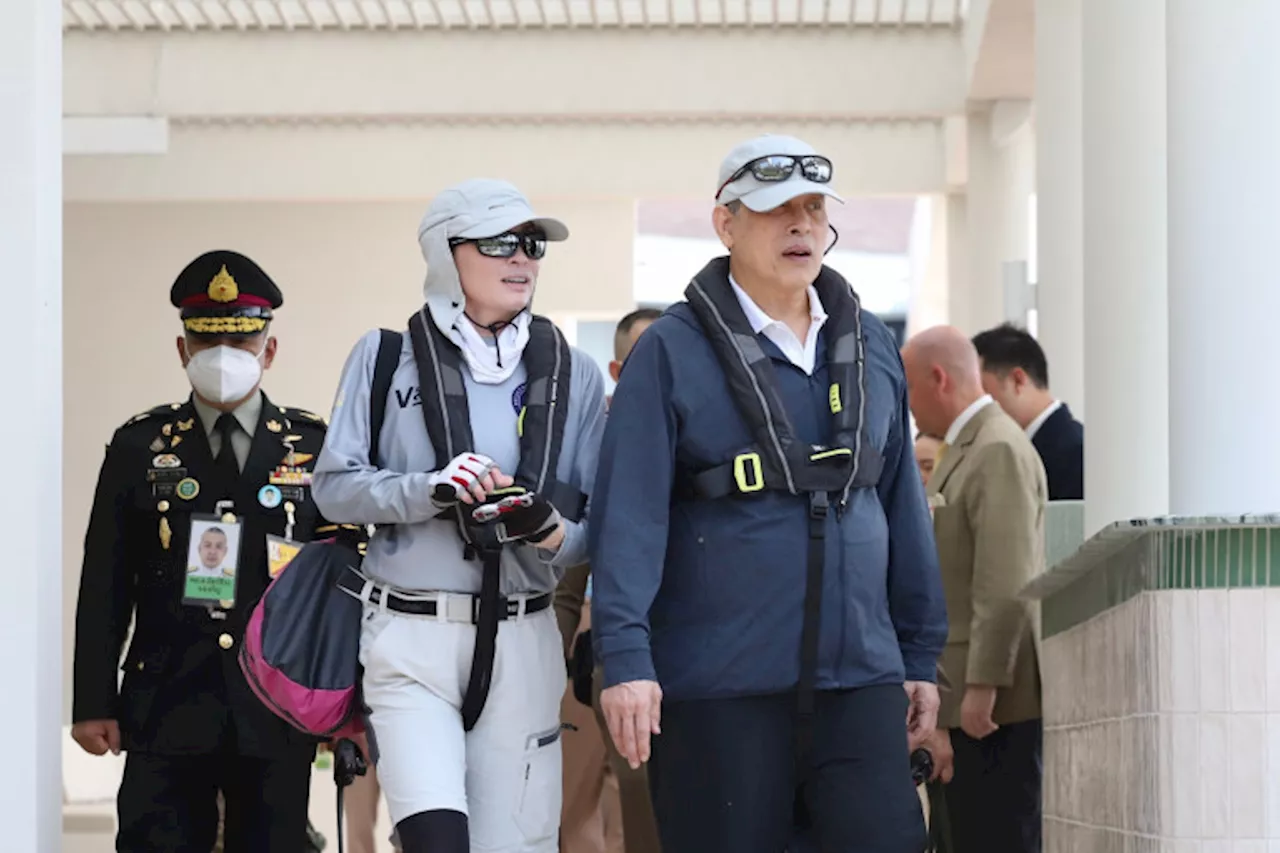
[1025,399,1063,440]
[728,273,828,375]
[944,394,993,446]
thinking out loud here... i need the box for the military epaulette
[276,405,328,427]
[124,401,184,428]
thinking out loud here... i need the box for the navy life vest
[681,256,884,758]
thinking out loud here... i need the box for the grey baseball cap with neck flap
[416,178,569,337]
[715,134,846,213]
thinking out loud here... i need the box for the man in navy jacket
[587,134,948,853]
[972,323,1084,501]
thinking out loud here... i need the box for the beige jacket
[927,402,1047,729]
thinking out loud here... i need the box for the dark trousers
[116,748,313,853]
[946,718,1043,853]
[648,684,926,853]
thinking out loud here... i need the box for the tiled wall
[1040,528,1280,851]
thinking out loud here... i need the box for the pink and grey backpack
[239,539,367,739]
[237,329,402,741]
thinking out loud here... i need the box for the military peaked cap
[170,250,283,337]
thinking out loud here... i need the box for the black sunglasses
[716,154,834,200]
[449,231,547,260]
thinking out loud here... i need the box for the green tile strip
[1032,518,1280,639]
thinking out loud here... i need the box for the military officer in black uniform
[71,249,359,852]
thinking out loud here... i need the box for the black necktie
[214,413,241,486]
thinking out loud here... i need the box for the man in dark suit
[972,323,1084,500]
[72,250,360,852]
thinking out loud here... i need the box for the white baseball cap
[418,178,569,245]
[715,134,845,213]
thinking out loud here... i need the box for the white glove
[428,452,498,508]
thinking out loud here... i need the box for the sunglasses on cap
[448,231,547,260]
[716,154,835,201]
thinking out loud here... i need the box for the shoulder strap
[684,256,803,494]
[517,316,586,522]
[368,329,402,467]
[811,268,885,498]
[512,316,571,494]
[407,307,474,465]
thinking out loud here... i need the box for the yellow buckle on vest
[829,383,843,414]
[733,453,765,493]
[809,448,853,464]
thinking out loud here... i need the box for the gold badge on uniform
[266,420,282,433]
[171,435,183,448]
[178,418,195,432]
[150,437,166,452]
[152,454,181,469]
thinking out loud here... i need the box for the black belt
[337,567,552,624]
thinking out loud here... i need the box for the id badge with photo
[183,512,244,610]
[266,534,303,579]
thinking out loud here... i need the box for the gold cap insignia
[208,265,240,304]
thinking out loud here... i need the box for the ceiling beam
[65,117,946,200]
[64,116,170,155]
[65,28,965,120]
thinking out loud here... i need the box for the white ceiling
[63,0,965,31]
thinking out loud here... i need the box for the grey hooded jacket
[311,184,606,596]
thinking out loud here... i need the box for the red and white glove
[428,452,498,508]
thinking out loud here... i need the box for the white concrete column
[1080,0,1169,536]
[1033,0,1086,419]
[0,0,63,844]
[1166,0,1280,515]
[905,194,951,338]
[945,193,969,332]
[963,102,1035,336]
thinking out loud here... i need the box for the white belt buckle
[444,593,474,624]
[515,596,528,620]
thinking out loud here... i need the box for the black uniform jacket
[72,391,360,758]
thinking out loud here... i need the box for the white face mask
[184,340,267,405]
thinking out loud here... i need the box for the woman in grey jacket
[312,179,607,853]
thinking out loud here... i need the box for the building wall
[60,198,635,719]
